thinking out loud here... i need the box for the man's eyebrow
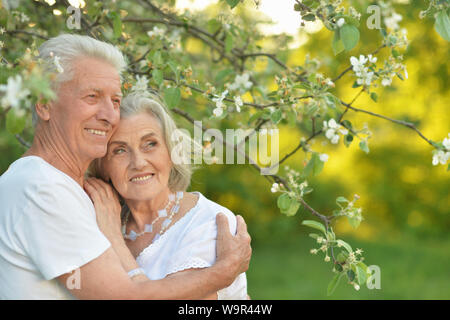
[109,140,127,146]
[81,88,123,96]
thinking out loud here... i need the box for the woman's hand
[84,177,123,242]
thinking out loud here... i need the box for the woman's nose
[131,151,148,170]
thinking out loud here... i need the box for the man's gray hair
[34,34,127,125]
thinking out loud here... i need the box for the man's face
[48,56,122,163]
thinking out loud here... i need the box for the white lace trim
[136,192,202,266]
[166,257,211,276]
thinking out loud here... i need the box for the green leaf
[309,233,320,240]
[327,272,344,296]
[270,109,282,124]
[302,220,326,234]
[355,265,367,285]
[303,14,316,22]
[152,69,163,86]
[6,110,26,135]
[340,24,360,51]
[164,87,181,108]
[277,193,291,212]
[347,269,355,282]
[435,10,450,41]
[336,196,348,205]
[336,251,348,263]
[207,19,221,34]
[370,92,378,102]
[108,12,122,39]
[348,216,361,229]
[337,239,353,253]
[332,31,345,55]
[225,33,233,53]
[226,0,240,9]
[247,111,263,124]
[167,61,180,83]
[286,108,297,127]
[303,152,324,176]
[283,201,300,217]
[359,140,370,154]
[215,68,234,83]
[277,193,300,216]
[344,134,354,147]
[152,51,164,66]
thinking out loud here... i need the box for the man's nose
[97,97,120,127]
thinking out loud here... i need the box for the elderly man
[0,34,251,299]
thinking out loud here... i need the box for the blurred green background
[1,0,449,299]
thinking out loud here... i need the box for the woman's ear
[35,102,51,122]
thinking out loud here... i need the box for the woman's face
[102,112,172,201]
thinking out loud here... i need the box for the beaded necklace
[122,191,184,241]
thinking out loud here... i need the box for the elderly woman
[85,92,248,299]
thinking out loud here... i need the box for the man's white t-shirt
[0,156,111,299]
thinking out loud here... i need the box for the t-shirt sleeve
[16,180,111,280]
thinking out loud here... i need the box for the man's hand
[215,213,252,286]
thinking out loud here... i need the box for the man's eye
[113,148,126,155]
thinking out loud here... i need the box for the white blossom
[234,95,243,112]
[336,18,345,28]
[53,55,64,73]
[212,90,228,117]
[350,55,375,86]
[270,183,279,193]
[350,55,368,72]
[132,75,149,92]
[213,107,223,117]
[367,54,377,64]
[384,12,402,30]
[381,77,392,87]
[319,153,329,162]
[0,75,30,109]
[228,73,252,92]
[147,26,165,38]
[443,134,450,150]
[432,150,449,166]
[323,119,348,144]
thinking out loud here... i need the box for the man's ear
[35,102,51,122]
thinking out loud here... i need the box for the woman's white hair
[89,91,197,192]
[35,34,127,125]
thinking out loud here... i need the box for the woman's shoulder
[188,191,237,233]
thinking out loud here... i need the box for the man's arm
[57,213,251,299]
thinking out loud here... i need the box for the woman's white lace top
[136,191,247,300]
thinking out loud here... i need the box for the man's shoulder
[0,156,88,207]
[1,156,74,187]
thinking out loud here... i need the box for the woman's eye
[144,141,157,149]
